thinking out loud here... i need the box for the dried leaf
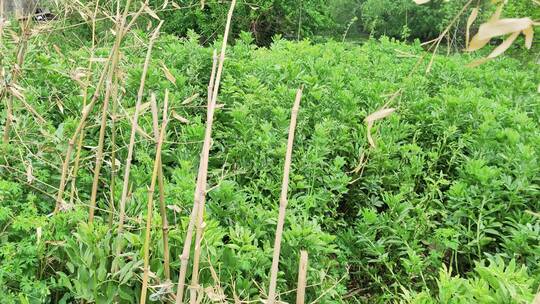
[466,7,479,49]
[467,57,491,68]
[413,0,430,4]
[205,286,226,302]
[182,94,199,105]
[171,1,180,9]
[144,4,161,20]
[9,84,25,101]
[364,108,395,148]
[167,205,182,213]
[162,0,169,9]
[26,162,34,183]
[488,31,520,58]
[523,26,533,49]
[476,18,532,41]
[161,63,176,85]
[490,4,504,22]
[172,111,190,124]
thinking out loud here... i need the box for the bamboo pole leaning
[176,2,237,303]
[140,91,169,304]
[113,20,163,272]
[189,49,218,304]
[176,0,237,302]
[54,0,140,213]
[69,0,100,206]
[150,92,171,280]
[175,49,218,304]
[267,87,303,304]
[89,0,132,223]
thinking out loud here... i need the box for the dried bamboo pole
[140,91,169,304]
[54,49,113,213]
[176,49,218,304]
[177,0,237,301]
[267,87,303,304]
[54,0,139,212]
[296,251,308,304]
[189,49,218,304]
[2,17,31,144]
[150,92,171,280]
[88,78,112,222]
[69,0,100,206]
[113,20,163,270]
[89,0,131,223]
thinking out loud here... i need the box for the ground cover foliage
[1,1,540,302]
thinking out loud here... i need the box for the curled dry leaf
[364,108,396,148]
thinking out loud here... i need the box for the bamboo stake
[296,251,308,304]
[113,20,163,271]
[68,0,100,207]
[177,0,237,300]
[89,0,130,223]
[55,0,143,214]
[140,91,169,304]
[88,78,112,222]
[189,49,218,304]
[267,87,303,304]
[176,49,218,304]
[2,17,31,144]
[150,92,171,280]
[54,57,111,213]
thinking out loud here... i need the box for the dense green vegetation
[1,0,539,303]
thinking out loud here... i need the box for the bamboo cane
[176,49,218,304]
[267,87,303,304]
[150,92,171,280]
[113,20,163,271]
[189,49,219,304]
[140,90,169,304]
[177,2,237,301]
[296,251,308,304]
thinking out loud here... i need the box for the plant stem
[267,87,303,304]
[140,90,169,304]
